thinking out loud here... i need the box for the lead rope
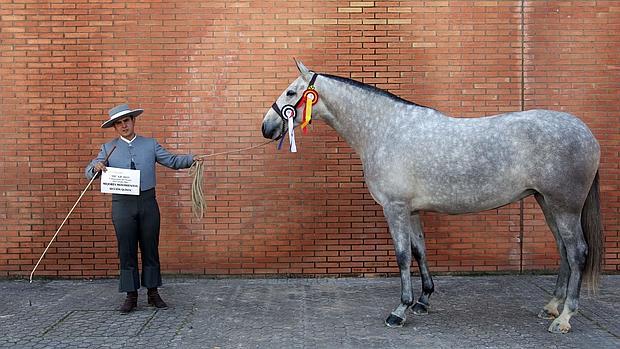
[189,139,277,218]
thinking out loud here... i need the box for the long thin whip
[29,145,117,283]
[189,139,276,218]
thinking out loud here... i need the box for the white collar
[120,135,137,144]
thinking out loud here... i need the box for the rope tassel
[189,160,206,219]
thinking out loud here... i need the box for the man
[85,104,200,313]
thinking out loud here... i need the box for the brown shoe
[147,288,168,308]
[119,291,138,314]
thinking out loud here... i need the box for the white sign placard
[100,167,140,195]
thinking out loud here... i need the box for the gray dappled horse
[261,60,603,334]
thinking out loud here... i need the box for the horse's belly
[414,187,534,214]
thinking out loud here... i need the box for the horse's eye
[286,90,297,97]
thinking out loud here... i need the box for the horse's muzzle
[261,119,280,139]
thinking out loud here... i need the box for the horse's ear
[294,58,311,77]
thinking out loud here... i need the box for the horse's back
[481,109,600,170]
[436,109,599,166]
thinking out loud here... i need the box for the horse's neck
[317,77,433,156]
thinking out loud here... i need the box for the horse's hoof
[412,302,429,315]
[538,309,557,319]
[385,313,406,328]
[548,319,571,334]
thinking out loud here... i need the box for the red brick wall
[0,1,618,278]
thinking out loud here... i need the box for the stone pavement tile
[0,275,618,348]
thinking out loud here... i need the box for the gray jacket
[85,136,194,191]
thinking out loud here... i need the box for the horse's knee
[395,251,411,268]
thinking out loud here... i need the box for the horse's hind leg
[540,201,587,333]
[549,212,587,333]
[409,213,434,315]
[383,201,415,327]
[535,194,569,320]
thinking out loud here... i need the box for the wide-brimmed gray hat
[101,104,144,128]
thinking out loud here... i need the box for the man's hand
[93,162,107,173]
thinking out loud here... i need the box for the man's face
[113,116,135,139]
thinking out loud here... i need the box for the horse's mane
[320,73,431,109]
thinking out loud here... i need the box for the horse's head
[261,59,319,140]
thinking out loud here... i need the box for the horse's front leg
[410,213,434,315]
[383,201,414,328]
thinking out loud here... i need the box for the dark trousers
[112,188,162,292]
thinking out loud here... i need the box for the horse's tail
[581,170,604,292]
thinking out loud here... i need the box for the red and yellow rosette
[300,89,318,134]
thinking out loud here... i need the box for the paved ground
[0,275,618,348]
